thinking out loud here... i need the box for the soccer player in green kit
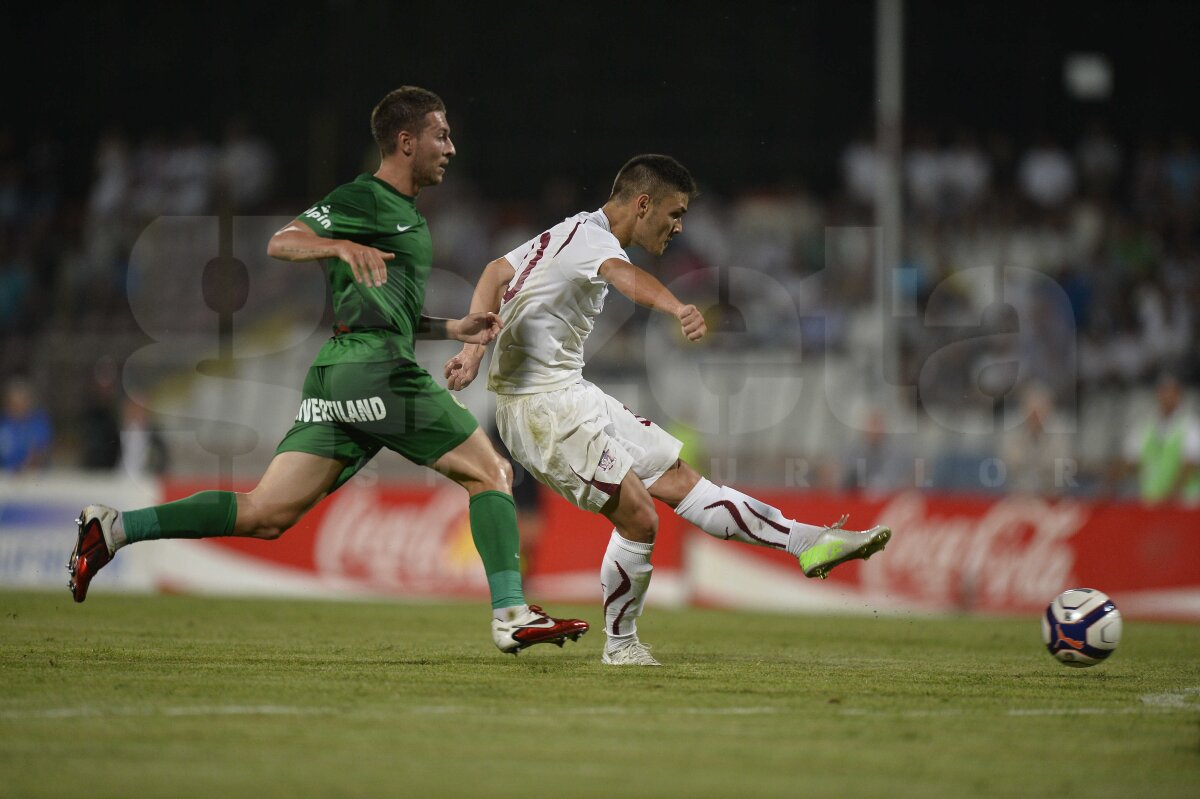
[68,86,588,654]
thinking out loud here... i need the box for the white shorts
[495,380,683,513]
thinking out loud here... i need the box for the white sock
[493,604,530,623]
[600,530,653,649]
[674,478,824,555]
[111,511,128,551]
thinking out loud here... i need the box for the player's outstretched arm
[599,258,707,341]
[468,257,516,317]
[444,257,517,390]
[267,221,393,287]
[417,312,503,343]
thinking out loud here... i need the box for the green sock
[468,491,526,609]
[123,491,238,543]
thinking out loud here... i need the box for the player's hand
[453,311,503,344]
[677,304,707,341]
[444,349,483,391]
[335,241,393,287]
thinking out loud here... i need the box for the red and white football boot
[67,504,119,603]
[492,605,589,654]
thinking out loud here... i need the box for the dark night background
[12,1,1200,199]
[4,0,1200,483]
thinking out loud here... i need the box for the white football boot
[601,639,661,666]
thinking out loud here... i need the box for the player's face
[412,111,456,187]
[635,191,689,256]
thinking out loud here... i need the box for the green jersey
[298,174,433,365]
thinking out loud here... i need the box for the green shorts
[276,359,478,490]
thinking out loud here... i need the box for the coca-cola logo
[861,492,1088,609]
[312,486,487,592]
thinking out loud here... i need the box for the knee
[493,456,514,492]
[251,520,291,540]
[623,497,659,544]
[472,452,513,494]
[241,503,302,540]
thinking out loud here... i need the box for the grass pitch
[2,591,1198,799]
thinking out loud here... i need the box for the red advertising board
[687,490,1200,620]
[161,479,685,603]
[162,480,1198,619]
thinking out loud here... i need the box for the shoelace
[614,640,652,654]
[621,643,657,664]
[827,514,850,531]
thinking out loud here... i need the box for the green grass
[2,590,1198,799]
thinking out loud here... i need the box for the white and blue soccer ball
[1042,588,1122,668]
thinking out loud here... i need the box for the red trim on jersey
[552,220,582,257]
[502,231,553,304]
[622,405,653,427]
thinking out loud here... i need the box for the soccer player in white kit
[445,155,891,665]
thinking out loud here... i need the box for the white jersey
[487,209,628,394]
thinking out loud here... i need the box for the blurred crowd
[0,119,1196,500]
[0,121,278,356]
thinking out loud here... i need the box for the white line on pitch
[405,705,782,716]
[0,705,333,720]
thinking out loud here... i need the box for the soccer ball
[1042,588,1122,668]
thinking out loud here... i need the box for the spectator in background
[217,118,276,213]
[1000,382,1075,496]
[840,127,879,207]
[1076,121,1122,198]
[942,128,991,214]
[1131,138,1167,219]
[904,127,943,216]
[79,360,121,470]
[1163,133,1200,209]
[1136,271,1192,376]
[1111,373,1200,505]
[1018,279,1077,402]
[1018,136,1077,209]
[0,229,33,334]
[118,397,168,476]
[162,127,216,215]
[0,129,21,225]
[842,405,914,495]
[0,378,53,472]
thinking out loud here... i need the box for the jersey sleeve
[577,226,628,279]
[296,183,378,239]
[503,237,536,268]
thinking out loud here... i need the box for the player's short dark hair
[371,86,446,155]
[609,154,698,202]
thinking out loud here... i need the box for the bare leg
[235,451,347,539]
[430,426,514,495]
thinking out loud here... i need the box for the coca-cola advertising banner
[690,491,1200,621]
[159,479,686,605]
[146,482,1195,619]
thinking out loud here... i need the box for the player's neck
[374,160,419,197]
[601,201,635,247]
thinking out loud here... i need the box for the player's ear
[398,130,415,157]
[637,193,651,217]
